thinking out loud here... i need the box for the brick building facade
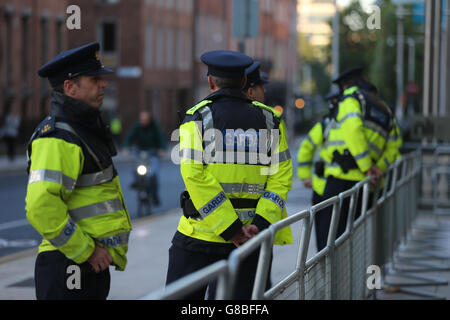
[1,0,298,146]
[0,0,67,144]
[67,0,194,138]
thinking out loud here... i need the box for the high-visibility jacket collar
[203,87,252,104]
[343,85,359,96]
[50,91,101,127]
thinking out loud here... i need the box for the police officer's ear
[63,78,80,96]
[240,75,247,90]
[207,76,217,91]
[245,86,252,97]
[246,86,254,100]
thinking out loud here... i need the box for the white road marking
[0,219,30,231]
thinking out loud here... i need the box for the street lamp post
[331,0,340,91]
[396,4,405,121]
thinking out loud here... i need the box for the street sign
[232,0,259,39]
[117,66,142,78]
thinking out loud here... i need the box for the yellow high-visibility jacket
[176,89,293,246]
[376,117,402,173]
[297,120,327,196]
[320,86,393,181]
[25,92,132,270]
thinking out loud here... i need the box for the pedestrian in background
[0,112,21,162]
[122,109,167,206]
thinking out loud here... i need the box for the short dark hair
[52,76,81,94]
[211,76,243,89]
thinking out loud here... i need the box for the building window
[40,15,49,65]
[100,22,117,53]
[21,14,30,96]
[176,29,183,70]
[156,27,164,69]
[177,0,193,12]
[165,28,174,70]
[152,88,162,122]
[263,0,273,13]
[40,14,50,116]
[56,18,64,54]
[145,89,153,111]
[21,13,31,120]
[166,0,175,9]
[264,36,273,60]
[145,24,153,69]
[98,0,120,5]
[177,29,192,71]
[176,0,183,11]
[3,12,12,89]
[3,6,14,112]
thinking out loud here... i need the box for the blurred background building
[0,0,298,146]
[1,0,450,152]
[0,0,67,143]
[298,0,335,56]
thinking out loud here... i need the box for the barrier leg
[381,158,449,299]
[252,232,274,300]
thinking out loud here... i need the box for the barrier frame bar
[144,150,441,300]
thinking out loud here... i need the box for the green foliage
[298,34,331,96]
[326,0,424,108]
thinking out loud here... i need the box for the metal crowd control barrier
[380,147,450,299]
[143,150,437,300]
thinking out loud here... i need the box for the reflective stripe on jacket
[321,86,382,181]
[297,121,327,196]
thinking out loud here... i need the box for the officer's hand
[231,227,253,248]
[245,225,260,238]
[88,245,113,273]
[367,165,383,186]
[302,178,313,189]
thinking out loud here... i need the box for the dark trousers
[166,245,272,300]
[314,176,362,251]
[312,190,322,206]
[34,251,110,300]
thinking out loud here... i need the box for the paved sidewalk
[0,155,28,174]
[375,214,450,300]
[1,136,449,300]
[2,193,449,300]
[0,177,314,300]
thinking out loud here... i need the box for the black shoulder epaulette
[36,116,56,137]
[26,116,55,174]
